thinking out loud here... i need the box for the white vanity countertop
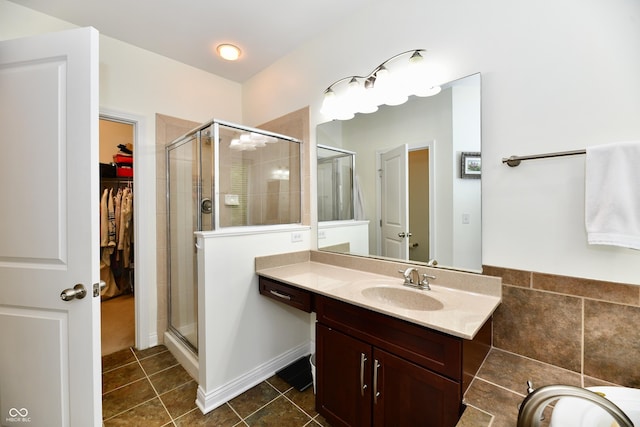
[256,261,501,340]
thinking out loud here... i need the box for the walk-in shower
[166,119,302,353]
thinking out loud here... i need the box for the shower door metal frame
[317,144,356,221]
[165,132,203,354]
[165,118,302,354]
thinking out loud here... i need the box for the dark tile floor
[101,345,330,426]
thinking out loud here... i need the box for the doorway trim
[100,108,154,350]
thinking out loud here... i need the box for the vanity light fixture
[320,49,442,120]
[217,43,241,61]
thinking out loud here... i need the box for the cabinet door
[317,324,372,427]
[372,348,461,427]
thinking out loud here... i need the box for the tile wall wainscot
[484,265,640,387]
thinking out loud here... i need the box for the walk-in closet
[99,117,135,356]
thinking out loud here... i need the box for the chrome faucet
[517,381,634,427]
[398,267,435,290]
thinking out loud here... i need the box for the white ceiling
[9,0,374,82]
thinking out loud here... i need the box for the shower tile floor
[101,345,330,426]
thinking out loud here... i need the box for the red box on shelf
[116,166,133,177]
[113,154,133,164]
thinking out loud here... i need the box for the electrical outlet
[462,213,471,224]
[318,230,326,239]
[291,232,303,242]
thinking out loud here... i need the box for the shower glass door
[167,134,200,351]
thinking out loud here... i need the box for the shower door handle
[201,198,212,214]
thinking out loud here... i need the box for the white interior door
[0,28,101,426]
[380,144,409,259]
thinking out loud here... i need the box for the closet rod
[502,149,586,167]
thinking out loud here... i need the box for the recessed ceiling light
[217,44,241,61]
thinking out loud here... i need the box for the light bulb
[217,44,241,61]
[321,87,355,120]
[372,66,408,106]
[320,88,338,117]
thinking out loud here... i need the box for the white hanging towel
[585,140,640,250]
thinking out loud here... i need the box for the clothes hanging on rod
[100,179,134,299]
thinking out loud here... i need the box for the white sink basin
[361,285,444,311]
[550,386,640,427]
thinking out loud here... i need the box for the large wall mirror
[316,73,482,272]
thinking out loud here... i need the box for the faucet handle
[398,268,414,284]
[420,273,436,286]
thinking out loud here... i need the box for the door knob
[60,284,87,301]
[397,232,412,238]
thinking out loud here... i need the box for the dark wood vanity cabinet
[257,275,492,427]
[317,324,461,427]
[315,295,490,427]
[316,324,373,426]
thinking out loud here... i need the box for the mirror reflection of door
[380,144,408,259]
[379,144,432,263]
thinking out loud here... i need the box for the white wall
[0,0,244,344]
[196,226,312,413]
[451,79,482,271]
[243,0,640,285]
[318,220,370,255]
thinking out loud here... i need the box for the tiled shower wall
[484,265,640,388]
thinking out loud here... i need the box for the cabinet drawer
[259,276,312,313]
[316,295,462,380]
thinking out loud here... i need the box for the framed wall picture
[460,152,481,179]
